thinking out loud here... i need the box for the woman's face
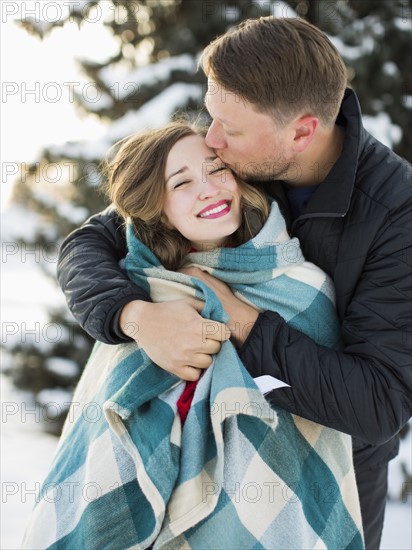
[163,134,242,250]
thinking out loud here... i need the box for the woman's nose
[198,178,220,200]
[205,120,226,150]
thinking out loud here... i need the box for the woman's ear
[292,115,318,152]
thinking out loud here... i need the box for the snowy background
[1,1,411,548]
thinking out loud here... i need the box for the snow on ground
[1,375,58,550]
[381,501,412,549]
[1,372,411,549]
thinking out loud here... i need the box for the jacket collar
[291,88,363,221]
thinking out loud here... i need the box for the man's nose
[205,120,226,149]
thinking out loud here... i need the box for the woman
[22,122,364,549]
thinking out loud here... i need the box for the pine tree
[5,0,411,442]
[4,0,276,433]
[317,0,411,161]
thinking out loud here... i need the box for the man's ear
[292,115,318,152]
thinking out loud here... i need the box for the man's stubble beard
[230,159,298,183]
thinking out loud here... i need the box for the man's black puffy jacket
[57,89,412,472]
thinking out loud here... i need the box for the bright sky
[1,1,119,209]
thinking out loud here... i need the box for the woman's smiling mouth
[198,200,231,219]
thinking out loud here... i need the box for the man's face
[204,78,297,182]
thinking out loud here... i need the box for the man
[57,17,411,548]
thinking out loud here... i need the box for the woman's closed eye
[172,180,192,189]
[209,165,229,175]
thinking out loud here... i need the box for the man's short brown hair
[200,16,348,126]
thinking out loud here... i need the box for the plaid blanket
[22,201,364,549]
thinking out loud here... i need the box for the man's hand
[119,299,229,381]
[180,267,259,347]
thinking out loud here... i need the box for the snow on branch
[48,82,203,161]
[99,54,197,100]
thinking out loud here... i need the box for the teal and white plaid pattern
[22,202,364,549]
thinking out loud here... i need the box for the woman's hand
[179,267,259,347]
